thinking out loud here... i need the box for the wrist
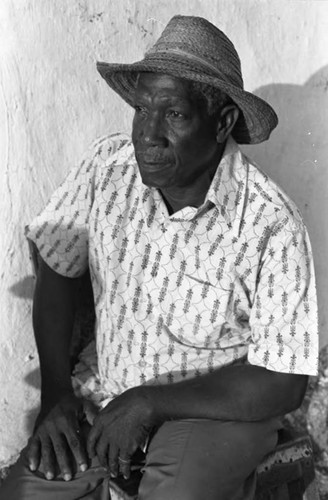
[136,385,169,426]
[40,385,75,409]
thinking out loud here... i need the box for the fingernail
[110,472,117,478]
[46,472,54,480]
[63,474,72,482]
[29,463,36,472]
[80,464,87,472]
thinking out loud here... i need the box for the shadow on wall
[243,65,328,339]
[243,65,328,223]
[24,370,41,434]
[9,276,35,300]
[8,66,328,437]
[9,277,39,435]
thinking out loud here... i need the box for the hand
[27,393,88,481]
[87,386,159,479]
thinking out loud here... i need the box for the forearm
[33,258,79,405]
[144,364,308,423]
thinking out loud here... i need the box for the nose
[142,114,167,146]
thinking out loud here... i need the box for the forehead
[135,73,191,100]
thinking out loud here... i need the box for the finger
[108,444,119,478]
[118,455,132,480]
[40,436,56,480]
[65,427,88,472]
[26,436,41,472]
[87,422,101,459]
[96,437,110,469]
[52,434,73,481]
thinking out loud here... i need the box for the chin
[140,172,177,189]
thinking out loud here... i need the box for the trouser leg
[0,417,282,500]
[138,418,282,500]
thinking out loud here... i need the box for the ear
[216,105,240,144]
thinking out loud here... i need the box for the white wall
[1,0,327,466]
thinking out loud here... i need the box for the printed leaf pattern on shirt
[26,134,319,402]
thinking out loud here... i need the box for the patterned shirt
[26,133,318,402]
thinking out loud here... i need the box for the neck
[160,184,209,215]
[160,149,224,215]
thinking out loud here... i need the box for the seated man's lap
[0,447,110,500]
[0,418,281,500]
[138,418,281,500]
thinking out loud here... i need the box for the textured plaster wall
[0,0,327,466]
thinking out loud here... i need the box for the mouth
[137,154,172,170]
[142,159,167,165]
[140,156,168,164]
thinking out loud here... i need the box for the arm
[141,362,308,422]
[87,364,307,479]
[33,257,77,407]
[27,257,88,480]
[24,138,114,478]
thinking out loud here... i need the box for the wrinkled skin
[27,388,158,481]
[132,73,237,213]
[87,387,158,479]
[27,393,88,481]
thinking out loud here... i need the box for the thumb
[83,400,99,425]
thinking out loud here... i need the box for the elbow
[281,374,308,414]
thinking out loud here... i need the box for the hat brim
[96,56,278,144]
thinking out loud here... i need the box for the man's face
[132,73,221,190]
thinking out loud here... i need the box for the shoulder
[240,152,305,231]
[75,133,136,190]
[86,132,134,166]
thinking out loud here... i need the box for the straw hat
[97,15,278,144]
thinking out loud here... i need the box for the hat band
[146,47,241,87]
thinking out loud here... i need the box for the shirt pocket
[152,271,235,349]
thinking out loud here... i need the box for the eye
[167,110,185,120]
[134,105,147,116]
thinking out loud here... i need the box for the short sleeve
[26,135,125,278]
[247,219,318,376]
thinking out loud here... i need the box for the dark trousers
[0,417,281,500]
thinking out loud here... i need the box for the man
[1,15,318,500]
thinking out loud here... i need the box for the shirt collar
[204,135,248,226]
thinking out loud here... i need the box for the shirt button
[139,360,147,368]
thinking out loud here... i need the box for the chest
[88,190,257,330]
